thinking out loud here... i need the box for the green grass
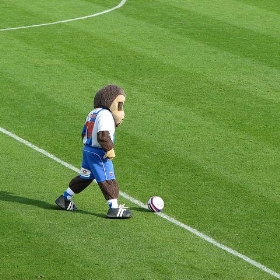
[1,0,280,279]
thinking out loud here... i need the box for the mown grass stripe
[1,126,280,279]
[0,0,127,32]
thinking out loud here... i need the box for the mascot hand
[104,149,116,160]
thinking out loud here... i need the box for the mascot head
[94,84,126,127]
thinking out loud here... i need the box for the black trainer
[106,204,132,219]
[55,195,77,211]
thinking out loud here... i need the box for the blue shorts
[79,146,116,183]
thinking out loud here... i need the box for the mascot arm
[97,131,115,159]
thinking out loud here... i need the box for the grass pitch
[1,0,280,279]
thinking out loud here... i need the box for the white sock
[63,187,75,200]
[107,199,118,209]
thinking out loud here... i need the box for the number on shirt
[86,121,94,138]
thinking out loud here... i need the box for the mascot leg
[55,176,93,211]
[69,175,93,194]
[98,179,119,201]
[98,179,132,219]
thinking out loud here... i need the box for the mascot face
[110,94,125,127]
[94,84,126,127]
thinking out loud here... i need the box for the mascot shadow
[0,191,105,218]
[130,206,148,213]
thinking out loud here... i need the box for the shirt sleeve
[96,110,115,132]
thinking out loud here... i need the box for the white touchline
[0,127,279,279]
[3,1,278,277]
[0,0,127,32]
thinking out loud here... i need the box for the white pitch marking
[1,126,280,279]
[0,0,127,32]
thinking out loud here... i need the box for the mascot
[55,84,132,219]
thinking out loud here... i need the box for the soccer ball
[147,196,164,212]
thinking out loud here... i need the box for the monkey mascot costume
[55,84,132,219]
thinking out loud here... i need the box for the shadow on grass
[0,191,105,218]
[130,206,149,213]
